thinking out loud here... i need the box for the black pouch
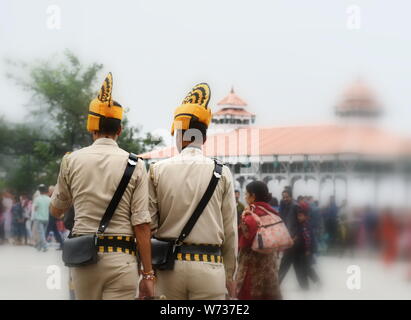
[151,238,177,270]
[62,234,98,267]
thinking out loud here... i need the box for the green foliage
[1,51,162,194]
[117,118,163,154]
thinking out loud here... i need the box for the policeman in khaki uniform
[149,83,238,300]
[50,73,155,300]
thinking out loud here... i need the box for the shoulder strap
[176,159,223,244]
[97,153,140,234]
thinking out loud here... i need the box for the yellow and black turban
[171,83,212,136]
[86,72,123,132]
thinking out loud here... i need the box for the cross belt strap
[98,153,140,234]
[151,159,224,270]
[176,159,223,245]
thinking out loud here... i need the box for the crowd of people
[0,184,65,251]
[2,180,411,299]
[2,178,411,299]
[234,183,411,299]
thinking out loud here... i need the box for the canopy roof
[140,125,411,160]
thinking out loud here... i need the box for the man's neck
[182,144,202,150]
[93,133,117,141]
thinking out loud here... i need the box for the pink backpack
[250,205,293,254]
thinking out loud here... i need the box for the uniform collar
[180,146,203,156]
[92,137,119,147]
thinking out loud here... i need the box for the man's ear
[117,126,123,137]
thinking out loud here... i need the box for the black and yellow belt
[96,235,137,256]
[175,244,223,263]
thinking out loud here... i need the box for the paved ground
[281,254,411,300]
[0,244,410,300]
[0,244,69,300]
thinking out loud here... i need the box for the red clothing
[237,202,282,300]
[379,213,398,265]
[238,202,279,249]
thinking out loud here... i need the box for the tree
[0,119,46,192]
[2,51,162,194]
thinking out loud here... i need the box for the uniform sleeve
[51,154,73,211]
[220,166,238,282]
[148,164,159,233]
[130,159,151,226]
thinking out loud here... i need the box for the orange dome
[336,78,381,117]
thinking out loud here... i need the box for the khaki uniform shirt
[149,147,238,281]
[51,138,151,237]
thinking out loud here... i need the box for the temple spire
[212,86,255,131]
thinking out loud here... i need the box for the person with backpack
[236,181,284,300]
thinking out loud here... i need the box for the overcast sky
[1,0,411,140]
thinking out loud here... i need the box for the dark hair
[282,188,292,198]
[297,206,308,216]
[296,205,308,215]
[181,120,207,144]
[98,101,122,135]
[246,181,272,203]
[269,197,279,207]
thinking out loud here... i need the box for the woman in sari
[236,181,282,300]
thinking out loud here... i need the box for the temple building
[211,87,255,132]
[140,80,411,209]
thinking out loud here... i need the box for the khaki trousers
[71,252,138,300]
[156,260,227,300]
